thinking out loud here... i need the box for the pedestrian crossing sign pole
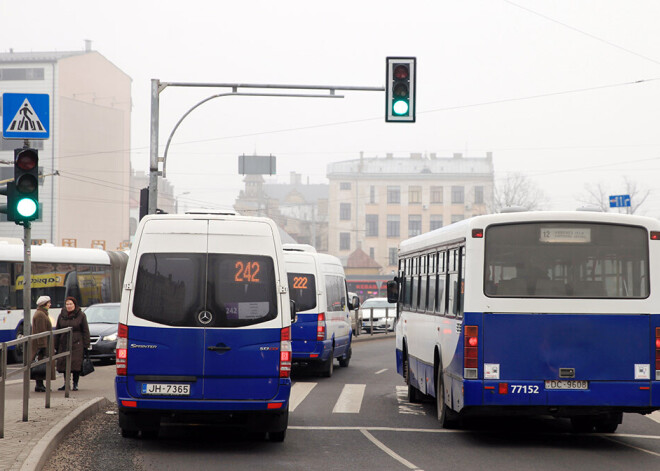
[2,93,50,139]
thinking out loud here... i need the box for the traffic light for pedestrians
[386,57,416,123]
[10,147,39,223]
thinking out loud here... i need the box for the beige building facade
[0,44,131,249]
[327,152,495,273]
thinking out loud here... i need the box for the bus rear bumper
[463,379,658,410]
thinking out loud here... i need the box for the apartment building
[0,42,131,249]
[327,152,495,273]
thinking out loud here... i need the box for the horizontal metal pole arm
[159,82,384,92]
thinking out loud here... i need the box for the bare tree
[491,173,547,213]
[578,176,650,214]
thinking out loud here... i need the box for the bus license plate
[544,380,588,390]
[142,383,190,396]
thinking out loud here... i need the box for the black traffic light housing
[385,57,416,123]
[11,147,40,223]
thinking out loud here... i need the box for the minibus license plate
[142,383,190,396]
[544,380,588,390]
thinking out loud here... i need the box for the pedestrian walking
[31,295,55,392]
[56,296,90,391]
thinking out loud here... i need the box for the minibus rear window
[133,253,278,327]
[287,273,317,312]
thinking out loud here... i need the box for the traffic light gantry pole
[148,80,384,215]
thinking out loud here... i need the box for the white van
[283,244,355,377]
[115,214,294,441]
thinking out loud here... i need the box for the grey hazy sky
[2,1,660,215]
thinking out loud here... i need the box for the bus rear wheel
[436,370,459,428]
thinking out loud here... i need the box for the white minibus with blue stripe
[283,244,354,377]
[115,214,294,441]
[390,211,660,433]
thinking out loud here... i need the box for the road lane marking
[360,429,422,470]
[602,436,660,457]
[375,369,388,375]
[289,426,462,433]
[333,384,366,413]
[290,382,317,412]
[395,385,426,415]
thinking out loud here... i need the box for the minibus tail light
[280,327,292,378]
[116,323,128,376]
[317,313,326,341]
[464,325,478,378]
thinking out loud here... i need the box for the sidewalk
[1,364,115,471]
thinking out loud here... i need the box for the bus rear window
[484,222,649,299]
[287,273,317,312]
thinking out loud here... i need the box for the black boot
[72,382,78,391]
[35,380,45,392]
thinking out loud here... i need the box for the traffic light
[10,148,39,223]
[386,57,416,123]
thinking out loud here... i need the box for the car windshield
[362,299,395,309]
[84,304,120,323]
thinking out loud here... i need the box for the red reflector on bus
[472,229,484,238]
[310,354,319,358]
[651,231,660,240]
[121,401,137,408]
[267,402,284,409]
[499,383,508,394]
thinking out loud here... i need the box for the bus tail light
[280,327,292,378]
[116,323,128,376]
[317,313,326,341]
[464,325,478,379]
[655,327,660,380]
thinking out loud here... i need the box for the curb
[20,396,110,471]
[353,333,395,342]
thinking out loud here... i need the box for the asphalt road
[43,336,660,471]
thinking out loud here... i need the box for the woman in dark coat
[56,296,90,391]
[32,295,56,392]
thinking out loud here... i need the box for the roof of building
[0,50,88,63]
[327,153,494,178]
[346,248,382,269]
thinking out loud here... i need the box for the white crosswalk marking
[395,386,426,415]
[332,384,367,413]
[290,382,317,412]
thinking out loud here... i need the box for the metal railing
[0,327,72,438]
[365,308,393,336]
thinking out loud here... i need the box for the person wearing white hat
[32,295,55,392]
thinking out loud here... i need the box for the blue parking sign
[2,93,50,139]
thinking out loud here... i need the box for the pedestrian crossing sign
[2,93,50,139]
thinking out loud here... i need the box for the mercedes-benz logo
[197,310,213,325]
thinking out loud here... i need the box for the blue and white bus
[0,243,128,362]
[390,210,660,432]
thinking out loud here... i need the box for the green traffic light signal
[10,148,40,223]
[386,57,416,123]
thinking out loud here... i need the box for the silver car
[359,297,396,332]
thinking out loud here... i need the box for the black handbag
[30,362,47,380]
[80,351,95,376]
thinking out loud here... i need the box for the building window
[340,232,350,250]
[389,248,398,266]
[340,203,351,220]
[0,68,45,81]
[340,182,352,190]
[451,186,464,204]
[370,186,376,204]
[431,186,443,204]
[387,215,400,237]
[451,214,464,224]
[387,186,400,204]
[369,247,375,259]
[430,215,443,231]
[408,186,421,204]
[475,186,484,204]
[366,214,379,237]
[408,215,422,237]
